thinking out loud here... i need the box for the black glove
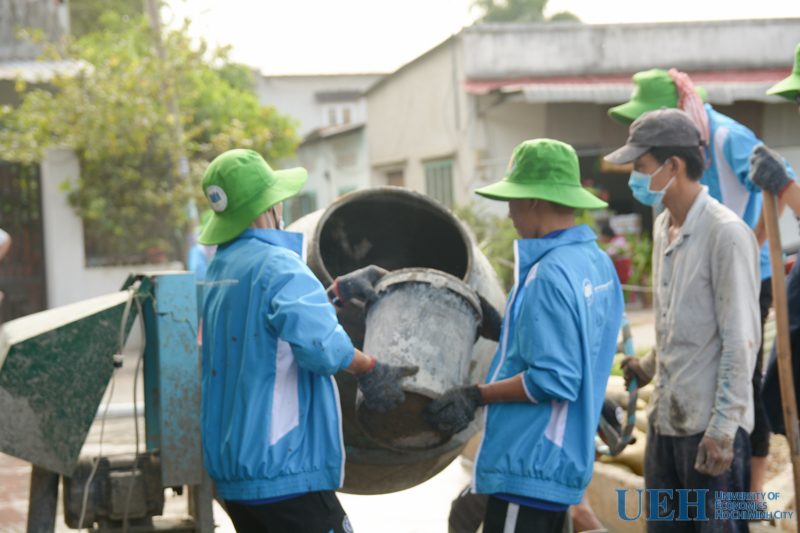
[422,384,485,435]
[749,145,793,196]
[356,359,419,412]
[331,265,388,306]
[478,295,503,342]
[620,356,652,389]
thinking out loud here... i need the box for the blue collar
[514,224,597,284]
[231,229,306,261]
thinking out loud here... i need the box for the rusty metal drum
[356,269,482,452]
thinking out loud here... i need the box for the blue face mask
[628,162,674,208]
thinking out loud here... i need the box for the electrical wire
[77,370,115,531]
[121,295,146,533]
[77,288,135,531]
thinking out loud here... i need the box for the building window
[387,170,404,187]
[338,185,357,197]
[285,192,317,225]
[342,107,351,124]
[424,159,454,207]
[328,108,337,126]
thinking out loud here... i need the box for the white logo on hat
[207,185,228,213]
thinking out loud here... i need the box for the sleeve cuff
[522,372,539,403]
[704,415,739,443]
[639,348,657,379]
[337,344,356,373]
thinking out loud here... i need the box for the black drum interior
[318,193,470,280]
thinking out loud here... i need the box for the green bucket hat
[198,149,307,245]
[474,139,607,210]
[195,209,213,234]
[766,43,800,101]
[608,69,708,125]
[609,69,677,125]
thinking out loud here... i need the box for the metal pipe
[26,466,59,533]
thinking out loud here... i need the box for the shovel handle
[763,190,800,525]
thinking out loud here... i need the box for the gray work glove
[357,359,419,412]
[478,295,503,342]
[332,265,388,306]
[422,384,485,435]
[749,145,793,196]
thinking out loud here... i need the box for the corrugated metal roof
[0,60,92,83]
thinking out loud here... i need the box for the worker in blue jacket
[608,69,797,493]
[424,139,624,533]
[197,149,417,533]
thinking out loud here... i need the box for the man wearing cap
[607,109,760,532]
[424,139,624,533]
[609,67,796,494]
[198,149,417,533]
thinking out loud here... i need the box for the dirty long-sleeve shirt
[640,187,760,442]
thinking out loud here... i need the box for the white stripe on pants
[503,502,519,533]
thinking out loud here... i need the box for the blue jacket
[704,104,797,280]
[201,229,355,501]
[473,225,624,505]
[187,243,210,280]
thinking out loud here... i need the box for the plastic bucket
[356,268,482,452]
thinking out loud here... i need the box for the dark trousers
[483,496,567,533]
[449,487,488,533]
[224,491,352,533]
[751,279,772,457]
[644,424,750,533]
[763,261,800,436]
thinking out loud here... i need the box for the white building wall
[367,37,472,205]
[39,148,182,310]
[295,127,370,209]
[463,19,800,80]
[256,74,383,136]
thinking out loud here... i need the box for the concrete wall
[295,127,371,209]
[367,37,473,205]
[463,18,800,79]
[256,74,383,136]
[0,0,69,61]
[39,148,183,310]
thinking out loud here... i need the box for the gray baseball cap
[604,108,703,165]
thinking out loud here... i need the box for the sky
[165,0,799,75]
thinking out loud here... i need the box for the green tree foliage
[0,13,298,263]
[453,203,518,292]
[472,0,580,23]
[69,0,144,38]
